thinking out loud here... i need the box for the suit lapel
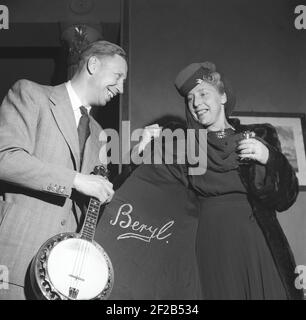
[49,84,81,170]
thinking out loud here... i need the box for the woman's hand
[138,124,162,153]
[237,138,269,165]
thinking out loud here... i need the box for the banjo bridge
[69,274,85,282]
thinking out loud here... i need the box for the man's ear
[221,92,227,105]
[87,56,100,75]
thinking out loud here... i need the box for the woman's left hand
[237,138,269,165]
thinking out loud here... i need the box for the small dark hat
[174,61,236,117]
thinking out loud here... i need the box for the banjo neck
[80,165,109,241]
[80,197,102,241]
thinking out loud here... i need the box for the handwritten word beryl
[110,204,174,243]
[295,5,306,29]
[0,5,9,30]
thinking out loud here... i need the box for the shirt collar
[65,80,91,113]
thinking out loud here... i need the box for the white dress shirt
[65,81,91,126]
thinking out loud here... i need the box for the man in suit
[0,40,127,299]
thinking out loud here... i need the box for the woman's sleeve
[247,124,299,212]
[113,133,189,190]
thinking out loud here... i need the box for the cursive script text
[110,204,174,243]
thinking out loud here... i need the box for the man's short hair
[77,40,126,71]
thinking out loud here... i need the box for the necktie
[78,106,90,166]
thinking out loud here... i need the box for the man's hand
[73,173,114,203]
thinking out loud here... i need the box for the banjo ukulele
[30,165,114,300]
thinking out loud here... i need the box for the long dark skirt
[196,193,287,300]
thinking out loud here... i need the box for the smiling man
[0,40,126,299]
[71,42,127,107]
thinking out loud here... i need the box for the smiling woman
[173,61,303,300]
[187,81,227,132]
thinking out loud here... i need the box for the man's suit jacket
[0,79,106,286]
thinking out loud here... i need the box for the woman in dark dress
[174,61,303,300]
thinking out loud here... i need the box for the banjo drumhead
[46,238,110,300]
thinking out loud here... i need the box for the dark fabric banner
[95,163,202,300]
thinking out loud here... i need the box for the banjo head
[32,233,114,300]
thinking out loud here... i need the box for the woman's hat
[174,61,236,117]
